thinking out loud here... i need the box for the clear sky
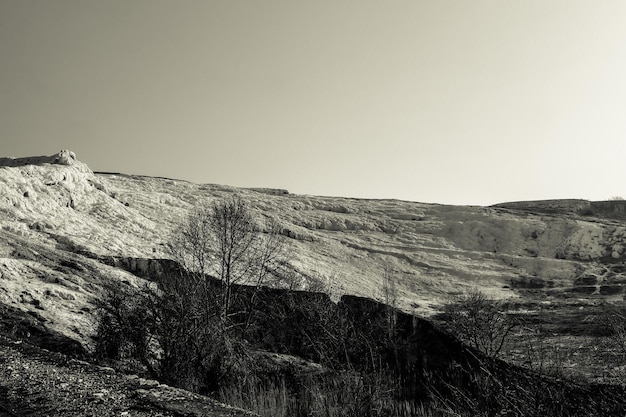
[1,1,625,206]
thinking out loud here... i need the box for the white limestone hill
[1,150,626,348]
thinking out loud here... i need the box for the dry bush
[602,304,626,384]
[606,306,626,357]
[442,290,518,359]
[94,281,156,370]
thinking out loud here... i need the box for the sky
[1,1,626,206]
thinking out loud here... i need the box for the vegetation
[606,305,626,357]
[93,198,626,416]
[440,290,518,359]
[95,197,289,392]
[603,303,626,384]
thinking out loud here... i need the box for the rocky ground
[0,335,256,417]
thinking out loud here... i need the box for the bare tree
[443,290,517,359]
[381,267,398,340]
[168,196,288,331]
[95,197,291,392]
[209,198,256,321]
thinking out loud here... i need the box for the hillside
[1,151,626,414]
[2,152,625,321]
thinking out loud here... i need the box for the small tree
[96,196,290,393]
[94,281,158,375]
[168,197,286,331]
[443,290,517,359]
[162,197,289,388]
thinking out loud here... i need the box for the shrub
[441,290,517,359]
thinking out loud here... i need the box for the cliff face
[1,151,625,347]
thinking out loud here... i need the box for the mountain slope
[1,151,626,414]
[1,151,625,324]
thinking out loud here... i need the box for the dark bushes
[94,278,626,416]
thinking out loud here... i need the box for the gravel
[0,337,257,417]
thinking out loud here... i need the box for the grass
[217,372,472,417]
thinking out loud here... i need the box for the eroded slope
[1,151,625,340]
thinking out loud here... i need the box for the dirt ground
[0,336,256,417]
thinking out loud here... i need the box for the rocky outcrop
[0,150,90,173]
[493,199,591,215]
[588,200,626,221]
[494,198,626,222]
